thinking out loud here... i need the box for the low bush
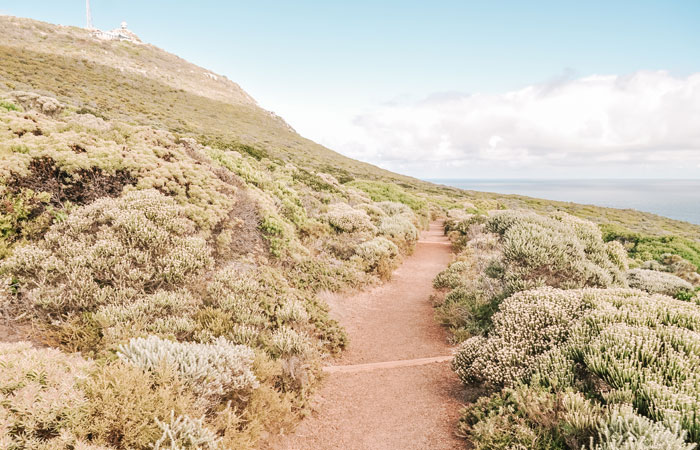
[486,211,628,293]
[93,290,199,346]
[269,326,313,357]
[454,287,700,446]
[153,412,220,450]
[592,404,694,450]
[642,253,700,286]
[626,268,694,298]
[459,386,603,450]
[348,180,427,214]
[78,360,202,449]
[118,335,258,408]
[324,203,376,233]
[378,214,418,247]
[433,261,471,289]
[602,226,700,273]
[2,189,212,319]
[353,237,399,279]
[0,99,21,111]
[0,342,93,449]
[453,287,590,387]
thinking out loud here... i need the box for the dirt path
[271,222,465,450]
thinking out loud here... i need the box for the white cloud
[322,71,700,178]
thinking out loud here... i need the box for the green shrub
[0,99,21,111]
[459,385,602,450]
[2,189,212,318]
[603,226,700,272]
[433,261,470,289]
[79,360,202,449]
[292,168,340,193]
[0,187,52,257]
[348,180,428,216]
[445,214,486,236]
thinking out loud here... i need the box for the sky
[2,1,700,179]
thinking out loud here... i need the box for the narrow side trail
[271,222,464,450]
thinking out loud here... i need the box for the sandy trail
[271,222,464,450]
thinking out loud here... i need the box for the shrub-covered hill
[0,15,430,188]
[0,89,427,447]
[2,15,700,242]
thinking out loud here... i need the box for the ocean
[428,179,700,226]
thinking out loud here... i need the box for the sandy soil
[270,222,466,450]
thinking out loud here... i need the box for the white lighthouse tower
[84,1,142,43]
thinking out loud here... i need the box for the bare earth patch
[270,222,466,450]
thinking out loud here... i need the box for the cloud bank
[332,71,700,178]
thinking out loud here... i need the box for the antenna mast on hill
[86,0,93,29]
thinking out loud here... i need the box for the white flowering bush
[606,240,630,273]
[486,211,627,292]
[378,214,418,245]
[454,287,700,445]
[276,298,309,323]
[355,203,387,223]
[225,324,260,346]
[119,335,258,407]
[2,189,212,316]
[453,287,590,386]
[269,326,312,356]
[626,268,694,298]
[353,236,399,278]
[153,412,220,450]
[433,261,471,289]
[324,203,376,233]
[93,290,199,344]
[592,405,695,450]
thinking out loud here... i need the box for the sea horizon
[427,178,700,226]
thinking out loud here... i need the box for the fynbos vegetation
[0,81,428,447]
[1,15,700,450]
[436,208,700,449]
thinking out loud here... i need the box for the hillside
[2,15,700,240]
[1,15,699,450]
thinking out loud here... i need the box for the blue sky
[3,1,700,178]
